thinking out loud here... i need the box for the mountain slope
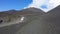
[42,5,60,34]
[44,5,60,20]
[8,7,45,15]
[0,7,45,34]
[0,6,60,34]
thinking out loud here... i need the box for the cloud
[24,0,60,12]
[24,0,44,9]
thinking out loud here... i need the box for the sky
[0,0,32,11]
[0,0,60,12]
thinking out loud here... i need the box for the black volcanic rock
[0,7,45,16]
[16,6,60,34]
[0,7,45,24]
[42,5,60,34]
[43,5,60,21]
[18,7,45,15]
[0,7,45,34]
[0,6,60,34]
[20,7,44,13]
[47,5,60,13]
